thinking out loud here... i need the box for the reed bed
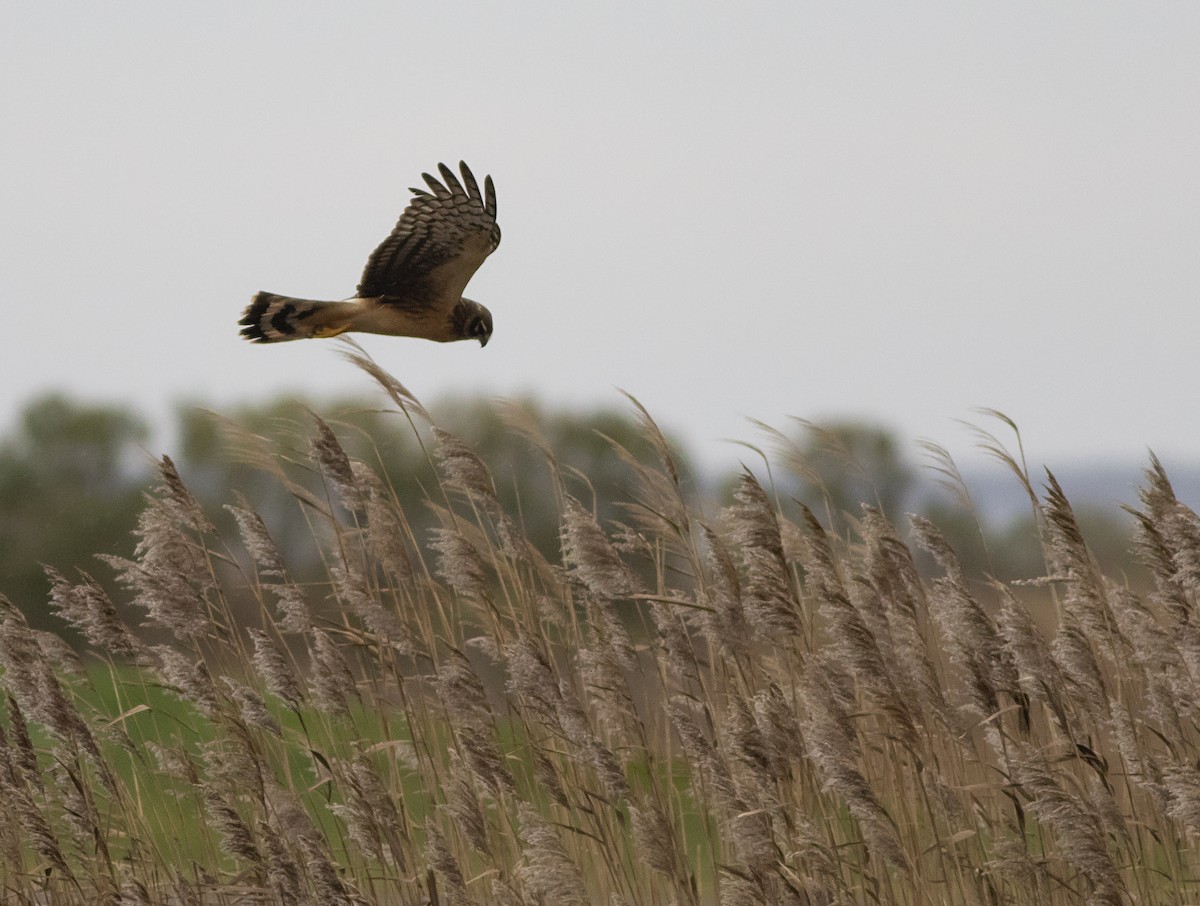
[2,357,1199,905]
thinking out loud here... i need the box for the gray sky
[3,4,1198,473]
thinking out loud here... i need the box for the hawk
[239,161,499,346]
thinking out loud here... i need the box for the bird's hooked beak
[478,334,489,348]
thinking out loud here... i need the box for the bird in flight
[240,161,499,346]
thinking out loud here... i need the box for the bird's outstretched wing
[357,161,500,310]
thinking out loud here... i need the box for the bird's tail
[239,292,356,343]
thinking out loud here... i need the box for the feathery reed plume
[248,628,304,711]
[698,522,751,661]
[1129,465,1200,709]
[669,697,738,807]
[1010,755,1125,906]
[726,470,801,638]
[752,683,805,781]
[262,777,355,902]
[1126,454,1195,631]
[351,460,415,581]
[227,499,286,579]
[203,789,263,866]
[434,426,498,502]
[504,635,558,720]
[296,832,356,905]
[31,657,112,784]
[222,676,282,737]
[1105,579,1194,737]
[227,498,314,631]
[1159,494,1200,611]
[581,588,635,670]
[651,601,703,695]
[556,676,630,802]
[716,872,763,906]
[33,629,82,679]
[203,729,267,807]
[628,799,682,880]
[353,753,406,866]
[311,415,363,512]
[802,506,919,749]
[443,748,491,856]
[158,454,214,532]
[271,583,313,636]
[331,753,407,868]
[1041,470,1092,578]
[801,661,906,867]
[308,629,359,717]
[426,823,472,906]
[45,567,140,658]
[2,772,73,880]
[0,595,47,714]
[101,458,218,640]
[154,645,220,717]
[516,802,589,906]
[533,746,570,809]
[4,693,40,789]
[672,695,783,883]
[145,740,200,786]
[911,516,1019,740]
[431,527,490,601]
[1042,473,1120,650]
[996,590,1076,738]
[560,496,635,599]
[1051,625,1109,719]
[436,650,514,794]
[119,874,151,905]
[723,690,779,798]
[331,562,409,649]
[259,820,302,905]
[0,600,111,786]
[909,514,966,585]
[858,506,949,729]
[1163,763,1200,831]
[577,643,638,745]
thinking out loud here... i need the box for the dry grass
[2,359,1200,904]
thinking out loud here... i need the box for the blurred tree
[0,394,152,625]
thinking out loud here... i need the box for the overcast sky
[3,4,1198,475]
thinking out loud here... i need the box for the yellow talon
[313,325,349,338]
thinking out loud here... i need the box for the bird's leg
[312,324,351,338]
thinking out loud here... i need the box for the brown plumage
[239,161,499,346]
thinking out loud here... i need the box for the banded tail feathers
[238,292,356,343]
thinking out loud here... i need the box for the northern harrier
[239,161,499,346]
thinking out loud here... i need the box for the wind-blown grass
[1,357,1199,904]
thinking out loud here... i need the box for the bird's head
[458,299,493,347]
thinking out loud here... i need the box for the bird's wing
[357,161,500,311]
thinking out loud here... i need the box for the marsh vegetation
[1,354,1198,904]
